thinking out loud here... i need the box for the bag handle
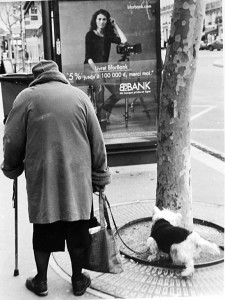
[99,191,111,230]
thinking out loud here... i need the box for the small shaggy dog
[146,206,220,277]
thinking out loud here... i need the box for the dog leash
[103,193,149,255]
[98,194,224,255]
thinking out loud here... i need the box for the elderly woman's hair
[90,9,114,36]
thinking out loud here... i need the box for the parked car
[207,39,223,51]
[199,40,207,50]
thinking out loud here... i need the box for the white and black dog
[146,206,220,277]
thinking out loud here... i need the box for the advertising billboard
[57,0,160,145]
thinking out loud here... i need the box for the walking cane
[12,178,19,276]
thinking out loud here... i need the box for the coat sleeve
[1,91,28,179]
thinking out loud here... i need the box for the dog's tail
[190,232,220,255]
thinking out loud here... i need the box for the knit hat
[32,60,59,79]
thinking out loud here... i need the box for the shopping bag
[84,191,123,273]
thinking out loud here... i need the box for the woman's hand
[110,18,127,44]
[93,185,105,193]
[110,17,116,28]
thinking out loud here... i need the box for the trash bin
[0,73,34,123]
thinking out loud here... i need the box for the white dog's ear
[146,237,153,247]
[146,237,157,249]
[154,206,160,213]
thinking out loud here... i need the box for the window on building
[31,15,38,21]
[31,6,37,15]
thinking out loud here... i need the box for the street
[191,50,224,154]
[161,49,224,155]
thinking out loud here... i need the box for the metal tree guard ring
[116,217,224,269]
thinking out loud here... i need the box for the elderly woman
[2,60,111,297]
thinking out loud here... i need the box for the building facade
[0,1,43,72]
[160,0,223,47]
[204,0,223,41]
[160,0,174,48]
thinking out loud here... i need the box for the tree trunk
[156,0,205,230]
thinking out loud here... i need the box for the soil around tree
[115,218,224,267]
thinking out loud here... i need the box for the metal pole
[13,178,19,276]
[41,1,53,59]
[125,98,129,127]
[20,4,25,72]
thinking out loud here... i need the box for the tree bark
[156,0,205,230]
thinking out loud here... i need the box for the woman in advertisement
[84,9,127,129]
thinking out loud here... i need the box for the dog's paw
[181,268,194,277]
[159,251,170,260]
[147,254,158,262]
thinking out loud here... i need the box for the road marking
[191,105,215,121]
[191,145,225,175]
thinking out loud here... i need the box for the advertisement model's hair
[90,9,115,37]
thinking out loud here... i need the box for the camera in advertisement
[116,43,142,56]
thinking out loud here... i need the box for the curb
[213,59,223,68]
[49,255,114,299]
[191,140,225,161]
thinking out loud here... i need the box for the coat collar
[29,60,69,87]
[29,70,69,87]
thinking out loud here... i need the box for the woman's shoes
[72,272,91,296]
[26,272,91,297]
[25,276,48,296]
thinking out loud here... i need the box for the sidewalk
[0,85,224,299]
[51,151,224,298]
[0,147,224,299]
